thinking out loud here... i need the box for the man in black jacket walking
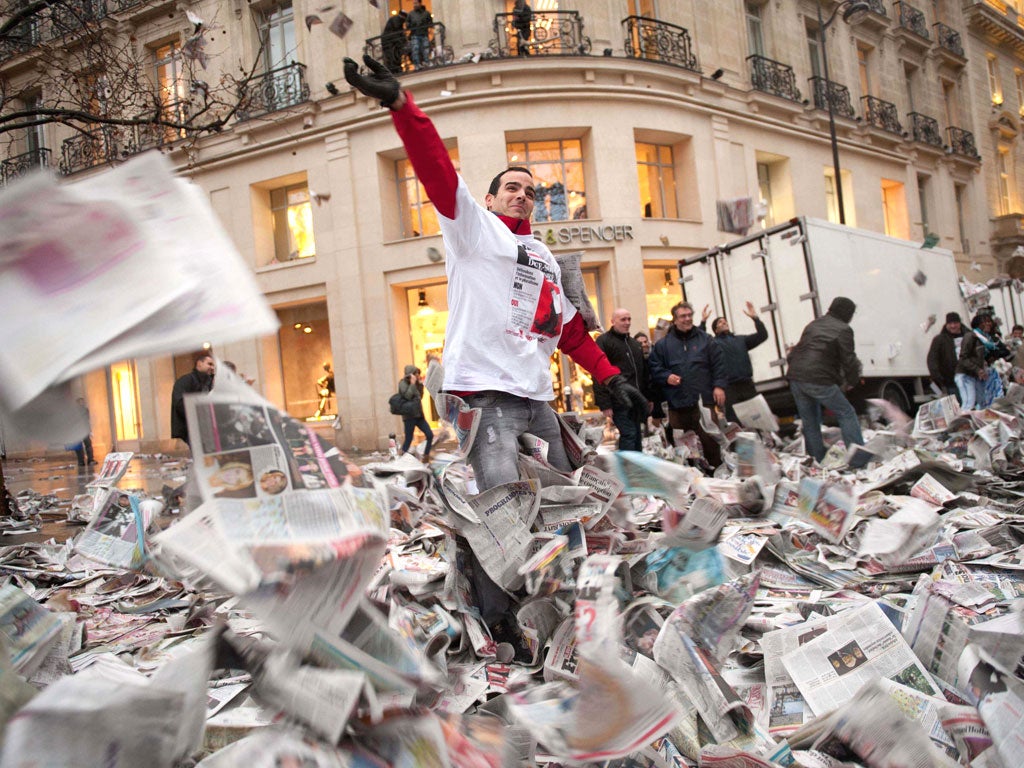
[711,301,768,422]
[786,296,863,462]
[926,312,964,397]
[594,309,653,451]
[170,351,215,448]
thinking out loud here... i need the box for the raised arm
[344,56,458,218]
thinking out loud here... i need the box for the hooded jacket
[648,324,727,409]
[786,297,862,387]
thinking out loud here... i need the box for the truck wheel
[878,379,911,415]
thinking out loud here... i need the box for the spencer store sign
[536,224,635,245]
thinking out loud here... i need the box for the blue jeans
[410,34,430,67]
[463,391,570,491]
[401,416,433,456]
[611,404,643,452]
[789,381,863,462]
[955,372,981,410]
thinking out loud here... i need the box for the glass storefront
[275,301,334,421]
[643,265,680,341]
[109,360,140,442]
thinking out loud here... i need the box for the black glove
[604,375,649,424]
[343,55,401,108]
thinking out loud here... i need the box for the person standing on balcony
[513,0,533,56]
[406,1,432,69]
[381,10,407,74]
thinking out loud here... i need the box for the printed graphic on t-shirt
[506,242,563,340]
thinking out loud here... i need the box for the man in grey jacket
[786,296,863,462]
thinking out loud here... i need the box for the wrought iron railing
[112,0,147,11]
[136,102,188,148]
[490,10,592,57]
[49,0,108,38]
[747,55,802,103]
[909,112,943,147]
[1,147,51,184]
[948,126,979,158]
[621,16,699,72]
[809,76,856,119]
[894,1,929,39]
[363,22,454,72]
[0,19,42,59]
[933,22,964,57]
[58,125,137,175]
[861,95,903,134]
[236,63,310,122]
[862,0,887,16]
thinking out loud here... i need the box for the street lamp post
[816,1,869,225]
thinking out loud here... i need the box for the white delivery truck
[676,217,967,415]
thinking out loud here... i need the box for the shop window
[109,360,140,442]
[506,138,587,222]
[264,181,316,265]
[396,147,459,238]
[644,266,680,339]
[275,301,333,421]
[635,142,678,219]
[881,178,909,240]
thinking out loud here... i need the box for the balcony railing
[1,147,51,184]
[490,10,592,57]
[809,76,856,119]
[861,95,903,134]
[933,22,964,57]
[136,102,189,148]
[948,126,979,158]
[747,55,802,103]
[862,0,887,16]
[58,125,137,175]
[894,1,929,39]
[909,112,943,147]
[621,16,699,72]
[50,0,108,39]
[0,19,42,60]
[236,63,310,122]
[362,22,454,72]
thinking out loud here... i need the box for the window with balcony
[153,41,186,143]
[954,182,968,253]
[746,2,765,57]
[627,0,657,14]
[987,55,1002,106]
[806,23,822,78]
[396,148,459,238]
[903,62,918,113]
[857,46,875,98]
[636,142,678,219]
[917,174,931,239]
[507,138,587,222]
[259,3,296,72]
[941,78,960,127]
[881,179,909,239]
[1016,71,1024,116]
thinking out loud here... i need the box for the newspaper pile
[3,369,1024,766]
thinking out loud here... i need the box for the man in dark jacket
[381,11,407,74]
[170,351,215,447]
[406,1,432,69]
[927,312,963,397]
[649,301,727,466]
[594,309,653,451]
[786,296,863,462]
[711,300,768,422]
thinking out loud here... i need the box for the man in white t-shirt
[344,56,646,492]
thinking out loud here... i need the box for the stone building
[0,0,1020,456]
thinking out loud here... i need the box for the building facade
[1,0,1021,457]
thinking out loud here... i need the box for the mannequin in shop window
[314,362,335,418]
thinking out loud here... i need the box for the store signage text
[538,224,634,245]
